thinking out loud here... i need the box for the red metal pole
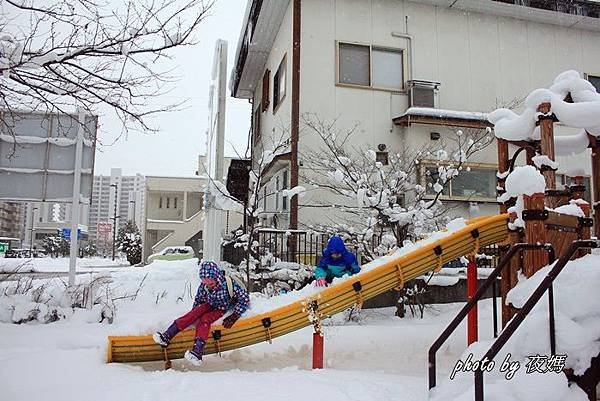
[312,332,324,369]
[467,255,478,345]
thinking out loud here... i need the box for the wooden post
[537,103,556,190]
[590,134,600,239]
[523,193,548,277]
[497,138,515,327]
[497,139,509,214]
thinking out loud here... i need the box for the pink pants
[174,304,225,340]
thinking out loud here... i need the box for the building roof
[416,0,600,32]
[230,0,290,99]
[393,107,492,129]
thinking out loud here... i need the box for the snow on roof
[397,107,489,121]
[489,70,600,142]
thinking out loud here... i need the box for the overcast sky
[94,1,250,177]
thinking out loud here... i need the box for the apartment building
[88,168,146,243]
[231,0,600,230]
[0,202,23,240]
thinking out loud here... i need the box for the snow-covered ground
[0,303,476,401]
[2,250,599,401]
[0,257,129,273]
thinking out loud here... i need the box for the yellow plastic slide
[107,214,509,363]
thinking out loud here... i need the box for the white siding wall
[248,0,600,228]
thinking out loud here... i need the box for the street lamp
[110,183,120,261]
[129,199,136,226]
[29,206,38,257]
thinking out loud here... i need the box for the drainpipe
[290,0,301,230]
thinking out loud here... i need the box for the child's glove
[314,278,327,287]
[223,312,241,329]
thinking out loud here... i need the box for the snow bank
[0,257,128,273]
[497,166,546,228]
[489,71,600,142]
[0,218,471,332]
[431,254,600,401]
[552,200,586,218]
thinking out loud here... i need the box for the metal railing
[428,242,556,389]
[473,239,599,401]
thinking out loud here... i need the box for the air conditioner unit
[407,80,440,108]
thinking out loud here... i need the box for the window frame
[556,173,593,203]
[282,170,289,212]
[159,197,163,209]
[585,72,600,93]
[273,54,287,114]
[419,160,499,203]
[253,104,261,144]
[262,69,271,112]
[336,41,407,93]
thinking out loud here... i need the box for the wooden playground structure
[496,101,600,327]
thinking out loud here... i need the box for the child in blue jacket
[314,236,360,286]
[153,261,250,365]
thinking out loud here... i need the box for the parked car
[5,249,33,258]
[4,249,19,258]
[148,246,195,263]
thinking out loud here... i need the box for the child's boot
[184,338,205,366]
[153,322,179,347]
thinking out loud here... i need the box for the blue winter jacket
[194,261,250,316]
[315,236,360,280]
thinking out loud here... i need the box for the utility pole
[110,183,119,261]
[28,205,38,257]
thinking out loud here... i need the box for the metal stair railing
[473,239,599,401]
[428,242,556,389]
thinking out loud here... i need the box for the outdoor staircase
[428,239,600,401]
[148,211,203,256]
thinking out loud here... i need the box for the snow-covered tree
[117,221,141,265]
[205,131,293,292]
[300,114,494,261]
[0,0,213,140]
[42,235,62,257]
[82,243,98,257]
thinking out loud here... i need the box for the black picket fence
[222,230,361,268]
[222,231,500,269]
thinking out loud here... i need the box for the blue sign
[61,228,81,240]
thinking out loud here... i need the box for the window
[376,151,389,166]
[253,105,261,143]
[338,42,404,91]
[263,187,267,211]
[557,174,592,203]
[262,69,270,112]
[166,197,170,209]
[422,163,497,201]
[159,197,163,209]
[273,55,287,112]
[174,197,178,209]
[587,74,600,92]
[282,170,289,211]
[275,176,280,210]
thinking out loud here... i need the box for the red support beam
[312,332,323,369]
[467,255,478,345]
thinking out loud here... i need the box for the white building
[22,201,90,250]
[88,169,146,248]
[231,0,600,231]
